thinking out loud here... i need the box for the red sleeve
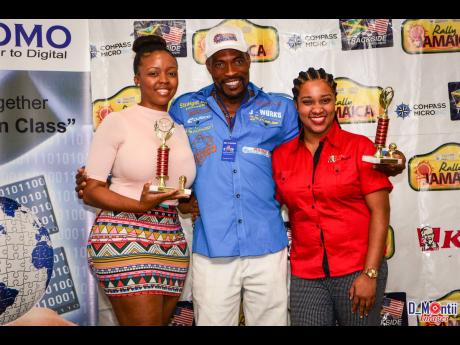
[357,136,393,195]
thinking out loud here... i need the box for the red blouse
[272,122,393,279]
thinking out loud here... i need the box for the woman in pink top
[83,35,196,326]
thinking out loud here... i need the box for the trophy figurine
[149,118,191,195]
[362,87,402,165]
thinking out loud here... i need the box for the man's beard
[215,77,248,100]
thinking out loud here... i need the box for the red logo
[429,302,441,315]
[417,226,460,251]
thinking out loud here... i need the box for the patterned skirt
[87,205,189,297]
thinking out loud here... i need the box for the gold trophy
[451,88,460,115]
[149,118,191,195]
[362,87,402,165]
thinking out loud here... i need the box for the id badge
[221,139,237,161]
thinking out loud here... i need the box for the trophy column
[362,87,402,165]
[149,118,191,195]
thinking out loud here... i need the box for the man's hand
[373,150,406,177]
[75,166,88,199]
[177,193,200,222]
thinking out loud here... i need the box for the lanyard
[214,89,250,132]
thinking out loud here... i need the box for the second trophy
[362,86,402,165]
[149,118,191,195]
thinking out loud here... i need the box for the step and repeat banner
[88,19,460,326]
[0,19,98,325]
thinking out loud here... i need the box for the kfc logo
[417,225,460,251]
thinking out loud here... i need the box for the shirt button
[236,193,240,198]
[233,169,237,174]
[307,185,311,189]
[316,224,320,228]
[312,205,315,209]
[238,219,243,224]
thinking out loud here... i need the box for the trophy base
[149,185,192,196]
[362,155,402,165]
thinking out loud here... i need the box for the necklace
[214,89,250,131]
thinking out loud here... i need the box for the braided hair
[132,35,176,74]
[292,67,337,102]
[292,67,340,134]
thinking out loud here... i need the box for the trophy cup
[362,87,402,165]
[149,118,191,195]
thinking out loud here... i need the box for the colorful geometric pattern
[87,206,189,297]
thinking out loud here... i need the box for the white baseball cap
[204,24,248,59]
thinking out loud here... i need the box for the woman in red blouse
[272,67,393,326]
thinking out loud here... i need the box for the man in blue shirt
[167,24,298,325]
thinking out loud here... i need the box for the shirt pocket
[274,170,294,200]
[250,120,283,148]
[329,156,360,198]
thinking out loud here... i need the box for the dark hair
[132,35,176,74]
[292,67,337,102]
[292,67,340,134]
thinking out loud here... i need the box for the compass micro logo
[396,103,411,119]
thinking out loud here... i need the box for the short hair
[132,35,176,74]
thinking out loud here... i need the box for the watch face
[365,268,378,278]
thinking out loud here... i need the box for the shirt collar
[296,120,343,150]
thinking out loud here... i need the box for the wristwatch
[363,268,378,279]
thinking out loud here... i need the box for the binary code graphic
[0,176,59,234]
[36,246,80,314]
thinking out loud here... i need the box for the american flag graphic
[368,19,390,35]
[381,297,405,318]
[162,25,184,44]
[169,302,194,326]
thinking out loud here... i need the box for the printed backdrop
[88,19,460,326]
[2,19,459,326]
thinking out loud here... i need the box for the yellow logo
[192,19,279,65]
[92,86,141,130]
[335,78,384,124]
[408,143,460,191]
[402,19,460,54]
[385,226,395,259]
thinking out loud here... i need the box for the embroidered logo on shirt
[248,109,282,126]
[186,124,213,135]
[328,154,350,163]
[242,146,271,158]
[191,134,217,165]
[179,100,208,110]
[186,114,212,124]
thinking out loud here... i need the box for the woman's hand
[139,182,190,212]
[177,194,200,221]
[349,273,377,318]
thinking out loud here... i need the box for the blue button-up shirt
[169,82,299,257]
